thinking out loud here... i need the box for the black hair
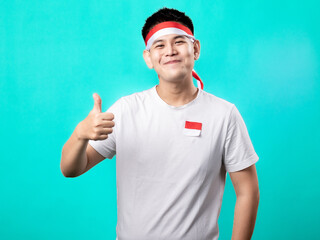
[141,7,194,42]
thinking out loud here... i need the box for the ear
[193,40,200,60]
[143,50,154,69]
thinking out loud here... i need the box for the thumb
[92,93,102,112]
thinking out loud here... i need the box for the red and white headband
[144,21,204,90]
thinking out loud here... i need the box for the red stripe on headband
[145,21,194,45]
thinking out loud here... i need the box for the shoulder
[200,89,235,116]
[201,91,251,130]
[121,88,150,101]
[119,87,154,108]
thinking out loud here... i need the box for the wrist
[75,122,88,141]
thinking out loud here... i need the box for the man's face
[143,34,200,83]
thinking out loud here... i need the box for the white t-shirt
[89,85,259,240]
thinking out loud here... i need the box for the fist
[76,93,115,140]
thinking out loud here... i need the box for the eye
[155,44,164,48]
[176,41,184,44]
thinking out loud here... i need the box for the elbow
[61,170,73,178]
[254,185,260,201]
[60,160,80,178]
[236,187,260,203]
[252,188,260,207]
[61,169,80,178]
[60,150,81,178]
[255,190,260,206]
[60,165,72,178]
[60,164,81,178]
[249,187,260,203]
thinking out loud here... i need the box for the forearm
[60,123,89,177]
[231,193,260,240]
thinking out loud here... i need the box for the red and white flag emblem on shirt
[184,121,202,136]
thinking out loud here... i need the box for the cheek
[184,48,194,62]
[182,45,193,58]
[151,52,161,64]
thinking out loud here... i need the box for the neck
[156,73,199,107]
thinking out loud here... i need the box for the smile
[165,60,181,65]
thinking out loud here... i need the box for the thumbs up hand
[76,93,115,141]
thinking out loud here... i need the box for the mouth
[164,60,181,65]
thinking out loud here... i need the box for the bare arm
[229,164,260,240]
[60,124,89,178]
[60,93,114,178]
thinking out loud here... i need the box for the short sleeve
[88,97,122,159]
[223,104,259,172]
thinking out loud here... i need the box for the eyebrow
[152,35,187,46]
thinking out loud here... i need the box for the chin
[164,68,182,76]
[163,77,185,85]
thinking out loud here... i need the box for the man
[61,7,260,240]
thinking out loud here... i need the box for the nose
[165,43,177,56]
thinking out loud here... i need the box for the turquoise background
[1,0,319,239]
